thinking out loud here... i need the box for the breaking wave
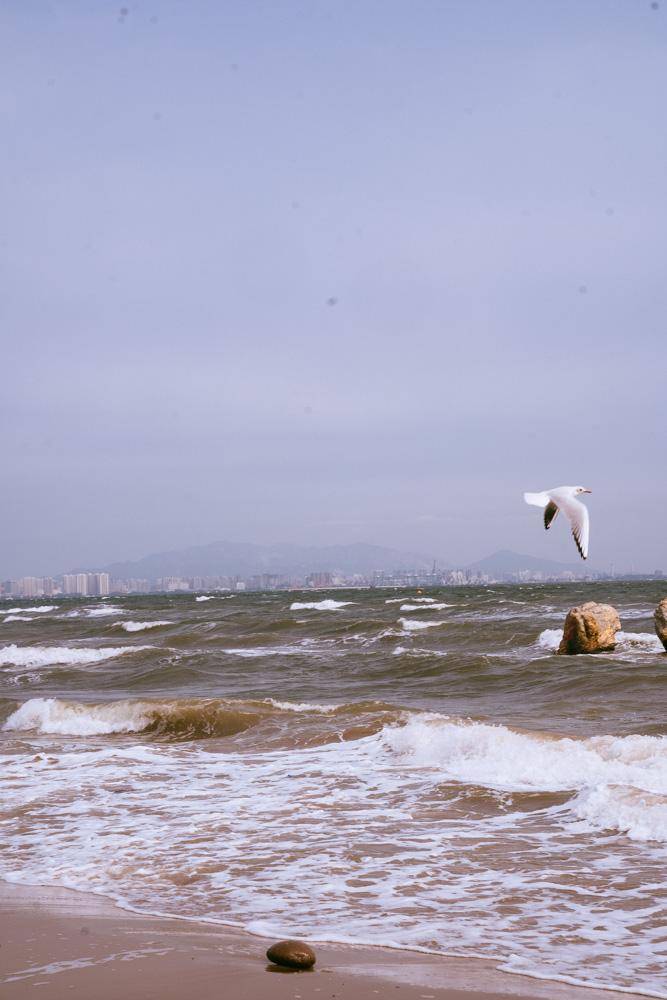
[2,697,264,739]
[290,599,355,611]
[382,715,667,841]
[64,606,125,619]
[397,617,444,632]
[1,606,56,614]
[117,621,173,632]
[0,644,153,668]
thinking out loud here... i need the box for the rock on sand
[266,939,317,969]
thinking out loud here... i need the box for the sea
[1,582,666,996]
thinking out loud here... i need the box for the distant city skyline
[2,541,663,598]
[2,2,666,577]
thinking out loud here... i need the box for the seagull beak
[582,488,592,493]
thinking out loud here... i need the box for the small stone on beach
[266,939,316,969]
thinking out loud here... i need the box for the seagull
[524,485,592,560]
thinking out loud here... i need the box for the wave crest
[2,697,264,739]
[290,599,355,611]
[0,644,153,668]
[117,621,173,633]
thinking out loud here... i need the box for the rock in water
[266,940,316,970]
[557,602,621,654]
[654,599,667,651]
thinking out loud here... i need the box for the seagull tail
[524,491,549,508]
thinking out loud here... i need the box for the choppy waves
[2,702,667,995]
[2,583,667,997]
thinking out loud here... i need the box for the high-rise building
[86,572,110,597]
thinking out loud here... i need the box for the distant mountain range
[104,541,443,579]
[99,540,589,581]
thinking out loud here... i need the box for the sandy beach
[0,882,650,1000]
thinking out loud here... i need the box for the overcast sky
[1,0,666,577]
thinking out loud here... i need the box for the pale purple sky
[1,0,666,576]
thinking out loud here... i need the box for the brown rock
[654,598,667,651]
[266,939,316,970]
[557,602,621,654]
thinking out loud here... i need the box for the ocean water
[1,582,666,996]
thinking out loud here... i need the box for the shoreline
[0,881,650,1000]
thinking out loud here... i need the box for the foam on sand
[290,599,355,611]
[117,621,173,632]
[0,644,152,668]
[3,615,34,623]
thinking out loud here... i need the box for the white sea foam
[262,698,337,713]
[0,644,152,668]
[195,595,215,602]
[1,709,666,997]
[3,616,34,623]
[65,606,125,619]
[537,628,664,654]
[383,716,667,814]
[117,621,173,633]
[571,784,667,843]
[290,599,355,611]
[537,628,563,651]
[399,603,451,612]
[397,617,444,632]
[222,644,324,658]
[1,605,56,614]
[385,597,437,604]
[392,645,446,657]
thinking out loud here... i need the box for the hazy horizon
[2,1,666,578]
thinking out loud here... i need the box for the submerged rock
[654,599,667,651]
[557,602,621,655]
[266,939,316,970]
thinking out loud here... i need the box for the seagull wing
[558,495,589,560]
[544,501,559,530]
[524,491,550,508]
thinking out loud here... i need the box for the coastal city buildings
[1,566,661,599]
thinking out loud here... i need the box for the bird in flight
[524,486,592,560]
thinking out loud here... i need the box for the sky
[1,0,666,577]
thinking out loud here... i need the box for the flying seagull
[524,486,592,560]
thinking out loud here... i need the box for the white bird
[524,485,592,560]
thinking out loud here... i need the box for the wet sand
[0,883,645,1000]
